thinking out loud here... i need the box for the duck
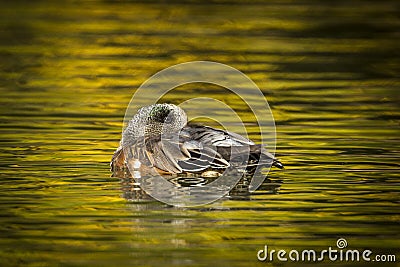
[111,103,283,176]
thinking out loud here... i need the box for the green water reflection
[0,1,399,266]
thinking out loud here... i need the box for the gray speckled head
[122,104,187,145]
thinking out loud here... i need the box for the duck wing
[111,125,283,174]
[111,132,230,174]
[181,125,254,147]
[182,125,284,170]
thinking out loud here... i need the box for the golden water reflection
[0,1,399,266]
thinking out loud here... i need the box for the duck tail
[259,147,284,169]
[272,158,284,169]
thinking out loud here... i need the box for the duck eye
[164,115,173,124]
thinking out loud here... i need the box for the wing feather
[110,124,281,175]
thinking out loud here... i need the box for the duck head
[123,104,187,143]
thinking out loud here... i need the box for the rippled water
[0,1,399,266]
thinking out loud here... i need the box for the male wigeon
[111,103,283,175]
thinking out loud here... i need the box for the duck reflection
[112,169,281,203]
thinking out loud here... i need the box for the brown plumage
[111,104,283,175]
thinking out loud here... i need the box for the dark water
[0,1,399,266]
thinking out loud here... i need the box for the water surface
[0,1,399,266]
